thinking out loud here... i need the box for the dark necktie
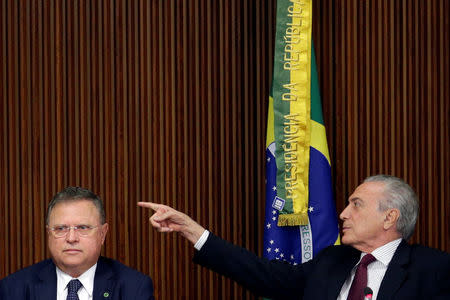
[67,279,82,300]
[347,253,376,300]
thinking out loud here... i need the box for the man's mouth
[63,249,82,253]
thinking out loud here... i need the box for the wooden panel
[320,0,450,251]
[0,1,449,299]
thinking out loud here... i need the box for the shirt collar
[56,263,98,297]
[358,238,403,266]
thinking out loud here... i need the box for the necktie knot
[67,279,82,300]
[359,253,376,268]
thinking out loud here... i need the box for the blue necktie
[67,279,82,300]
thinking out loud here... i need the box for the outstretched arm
[138,202,307,298]
[137,202,205,244]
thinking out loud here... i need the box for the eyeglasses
[48,225,99,238]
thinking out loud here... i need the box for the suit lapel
[36,260,57,300]
[377,240,410,300]
[93,257,116,300]
[327,247,361,300]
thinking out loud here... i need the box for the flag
[263,0,339,268]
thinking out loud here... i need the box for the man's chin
[340,235,351,245]
[61,259,84,268]
[59,254,85,267]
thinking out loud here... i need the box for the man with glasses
[0,187,154,300]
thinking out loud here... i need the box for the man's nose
[66,227,79,242]
[339,205,349,220]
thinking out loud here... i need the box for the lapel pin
[103,292,110,298]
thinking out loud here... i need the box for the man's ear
[101,223,109,244]
[383,209,400,230]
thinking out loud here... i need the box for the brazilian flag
[263,0,339,267]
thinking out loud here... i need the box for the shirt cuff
[194,230,210,250]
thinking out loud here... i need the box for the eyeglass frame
[47,224,101,238]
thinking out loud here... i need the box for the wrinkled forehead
[349,181,387,203]
[48,199,102,224]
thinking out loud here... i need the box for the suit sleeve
[434,254,450,299]
[0,276,26,299]
[0,278,7,299]
[135,274,155,300]
[193,233,313,299]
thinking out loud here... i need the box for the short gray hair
[364,175,418,240]
[46,186,106,225]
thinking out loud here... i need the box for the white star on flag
[275,248,279,253]
[266,223,271,229]
[270,240,274,244]
[267,248,271,253]
[308,206,314,212]
[272,186,277,191]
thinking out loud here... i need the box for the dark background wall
[1,1,448,299]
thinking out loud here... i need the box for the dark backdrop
[1,1,448,299]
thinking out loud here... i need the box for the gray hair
[364,175,418,240]
[46,186,106,225]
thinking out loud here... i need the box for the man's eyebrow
[348,197,362,203]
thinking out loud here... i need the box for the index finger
[137,202,163,211]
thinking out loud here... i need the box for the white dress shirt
[194,230,210,250]
[337,238,402,300]
[56,263,97,300]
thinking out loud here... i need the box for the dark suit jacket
[193,234,450,300]
[0,256,154,300]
